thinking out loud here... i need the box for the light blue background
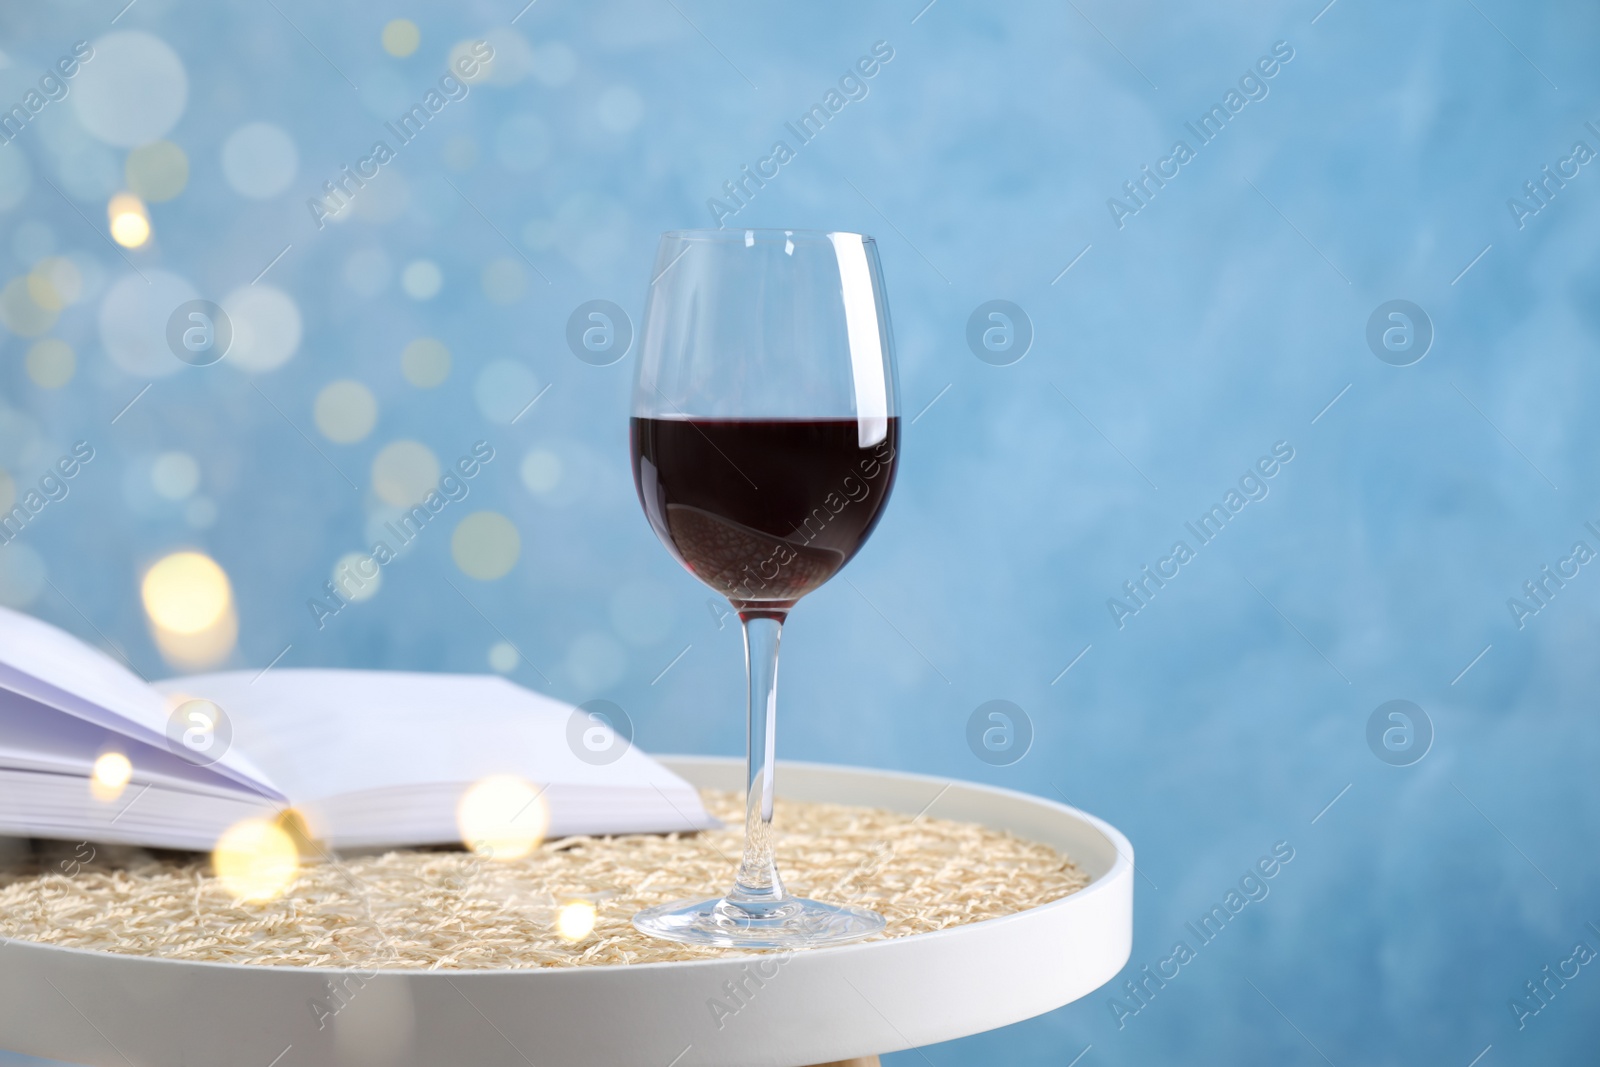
[1,0,1597,1063]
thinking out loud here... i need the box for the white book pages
[0,770,278,851]
[0,607,279,799]
[154,670,718,846]
[309,783,722,849]
[0,605,716,849]
[0,688,263,799]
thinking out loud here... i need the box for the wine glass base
[632,894,886,950]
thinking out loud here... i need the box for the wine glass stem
[732,611,786,906]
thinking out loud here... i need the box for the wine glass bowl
[629,229,899,949]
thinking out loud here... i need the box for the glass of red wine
[629,229,900,949]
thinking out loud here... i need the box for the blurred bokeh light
[456,775,548,860]
[89,750,132,802]
[212,817,298,902]
[107,193,150,249]
[141,550,237,669]
[555,899,597,942]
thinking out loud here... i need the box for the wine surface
[631,417,900,610]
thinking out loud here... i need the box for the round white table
[0,758,1133,1067]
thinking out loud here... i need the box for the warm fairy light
[556,899,597,942]
[150,609,238,670]
[142,550,237,669]
[92,751,132,788]
[111,212,150,248]
[89,751,133,802]
[142,551,233,634]
[213,818,299,901]
[456,775,549,860]
[108,193,151,248]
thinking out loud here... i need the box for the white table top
[0,757,1133,1067]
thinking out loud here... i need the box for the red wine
[631,417,900,612]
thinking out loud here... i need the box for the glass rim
[660,227,876,243]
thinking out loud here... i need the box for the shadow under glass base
[632,894,885,950]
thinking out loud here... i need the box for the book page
[0,688,262,797]
[154,669,699,807]
[0,607,279,798]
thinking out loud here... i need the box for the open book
[0,607,717,851]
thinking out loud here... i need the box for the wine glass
[629,228,900,949]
